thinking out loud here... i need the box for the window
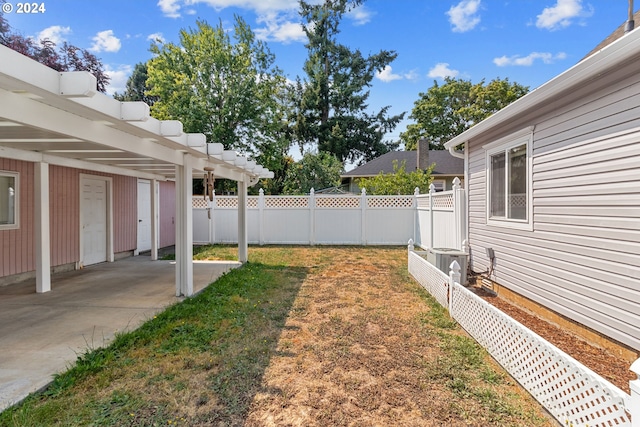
[432,179,446,192]
[0,171,19,230]
[485,129,532,228]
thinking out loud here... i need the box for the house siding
[467,70,640,351]
[0,161,139,279]
[159,181,175,248]
[0,159,34,277]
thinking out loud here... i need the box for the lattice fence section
[432,193,454,209]
[408,251,449,308]
[264,196,309,208]
[367,196,414,208]
[215,197,238,208]
[315,196,361,209]
[247,197,258,209]
[192,197,209,209]
[450,283,632,427]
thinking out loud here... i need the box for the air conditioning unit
[426,248,468,285]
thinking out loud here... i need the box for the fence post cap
[429,183,435,194]
[310,188,315,195]
[408,239,415,251]
[259,188,264,195]
[361,187,367,195]
[453,177,461,189]
[414,187,420,195]
[449,260,461,274]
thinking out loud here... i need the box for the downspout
[448,144,465,159]
[626,0,635,33]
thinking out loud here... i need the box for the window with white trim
[485,130,532,228]
[432,179,446,192]
[0,171,19,230]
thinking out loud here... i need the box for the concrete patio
[0,255,241,412]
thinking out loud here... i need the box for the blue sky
[2,0,633,144]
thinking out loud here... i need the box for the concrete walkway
[0,256,241,412]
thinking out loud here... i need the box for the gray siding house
[341,139,464,193]
[444,24,640,357]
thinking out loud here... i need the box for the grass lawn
[0,246,554,426]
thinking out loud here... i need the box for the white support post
[209,191,216,244]
[309,188,315,245]
[448,260,461,317]
[174,155,194,297]
[34,162,51,293]
[175,164,183,296]
[413,187,419,245]
[237,179,248,263]
[429,183,435,249]
[150,179,158,261]
[453,177,465,251]
[361,188,367,245]
[629,358,640,426]
[258,188,265,246]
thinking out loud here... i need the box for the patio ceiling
[0,44,272,182]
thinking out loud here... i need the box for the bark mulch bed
[473,285,635,394]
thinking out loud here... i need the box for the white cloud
[347,4,373,26]
[158,0,181,18]
[493,51,567,66]
[164,0,299,17]
[90,30,121,53]
[255,12,305,43]
[147,32,166,43]
[447,0,482,33]
[376,66,402,82]
[37,25,72,45]
[428,63,459,79]
[104,64,133,96]
[536,0,593,31]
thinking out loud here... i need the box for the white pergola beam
[59,72,96,98]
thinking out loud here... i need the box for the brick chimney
[417,138,430,170]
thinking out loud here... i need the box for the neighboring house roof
[582,9,640,59]
[444,24,640,151]
[341,150,463,178]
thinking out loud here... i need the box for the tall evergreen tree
[113,62,158,105]
[295,0,404,165]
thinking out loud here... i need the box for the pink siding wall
[111,174,137,253]
[159,181,176,248]
[49,165,79,266]
[1,159,139,279]
[0,159,34,276]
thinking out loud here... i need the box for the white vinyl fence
[408,243,640,427]
[193,188,416,245]
[193,178,466,249]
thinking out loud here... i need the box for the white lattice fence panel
[367,196,414,208]
[247,197,258,208]
[265,196,309,208]
[192,197,209,209]
[408,251,449,308]
[432,192,454,209]
[215,197,238,208]
[315,196,360,208]
[416,195,431,209]
[450,283,632,427]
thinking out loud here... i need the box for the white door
[81,177,107,266]
[137,180,152,252]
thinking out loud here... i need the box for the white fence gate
[408,244,640,427]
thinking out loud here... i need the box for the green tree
[356,160,432,195]
[401,77,529,150]
[282,152,344,195]
[295,0,404,165]
[113,62,158,105]
[146,17,289,163]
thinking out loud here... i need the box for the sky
[2,0,634,146]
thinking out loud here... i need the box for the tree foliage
[113,62,158,105]
[146,17,289,166]
[356,160,432,195]
[282,152,343,195]
[294,0,404,165]
[401,77,529,150]
[0,12,110,92]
